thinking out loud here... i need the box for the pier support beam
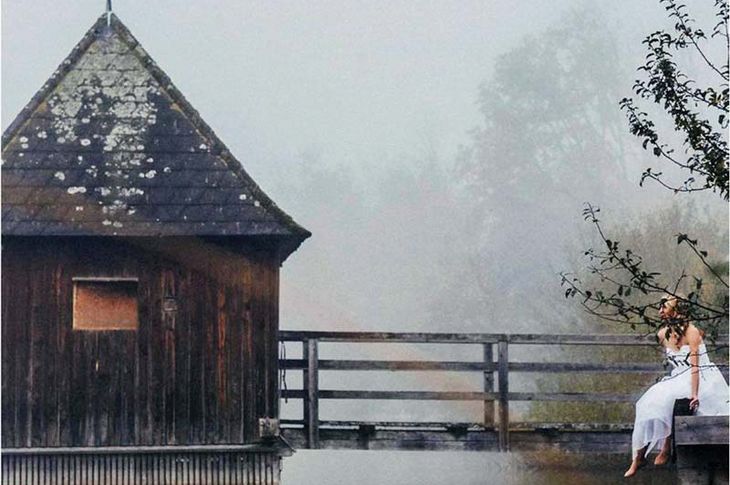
[675,416,729,485]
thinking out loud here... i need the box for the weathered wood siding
[1,236,280,448]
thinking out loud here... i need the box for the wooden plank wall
[1,236,280,448]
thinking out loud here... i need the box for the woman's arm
[686,325,702,411]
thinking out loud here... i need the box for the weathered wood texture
[497,338,509,451]
[675,415,729,446]
[280,424,633,453]
[281,359,681,373]
[674,417,729,485]
[302,340,319,449]
[280,330,730,345]
[1,448,282,485]
[1,236,280,447]
[280,389,639,402]
[483,343,494,428]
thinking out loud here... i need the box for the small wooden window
[72,278,139,331]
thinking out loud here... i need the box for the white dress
[631,343,729,458]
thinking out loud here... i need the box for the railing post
[302,338,319,449]
[497,337,509,452]
[483,343,495,429]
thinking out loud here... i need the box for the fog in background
[3,1,727,483]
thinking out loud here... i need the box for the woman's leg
[624,446,648,478]
[653,436,672,465]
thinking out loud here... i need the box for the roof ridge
[104,15,311,239]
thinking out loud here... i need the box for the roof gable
[2,14,309,251]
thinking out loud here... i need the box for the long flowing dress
[631,343,729,458]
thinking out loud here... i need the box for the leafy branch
[620,0,729,199]
[561,204,729,338]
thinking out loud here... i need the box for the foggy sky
[3,1,661,185]
[3,0,680,335]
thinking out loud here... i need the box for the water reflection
[281,450,678,484]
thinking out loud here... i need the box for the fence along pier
[279,331,728,454]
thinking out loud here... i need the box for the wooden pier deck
[279,331,728,453]
[279,420,635,453]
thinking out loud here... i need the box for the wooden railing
[279,331,728,452]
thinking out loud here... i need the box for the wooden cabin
[1,12,309,484]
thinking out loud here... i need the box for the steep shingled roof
[2,14,310,256]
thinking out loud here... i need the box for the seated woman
[624,296,729,478]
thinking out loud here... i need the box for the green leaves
[562,203,728,335]
[620,0,729,199]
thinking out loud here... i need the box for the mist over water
[3,1,727,483]
[282,451,679,485]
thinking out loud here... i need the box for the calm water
[281,450,678,484]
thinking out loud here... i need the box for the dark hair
[658,295,690,343]
[664,318,690,340]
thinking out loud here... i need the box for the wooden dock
[675,415,729,485]
[279,331,728,453]
[279,420,634,453]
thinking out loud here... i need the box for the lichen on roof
[2,13,310,255]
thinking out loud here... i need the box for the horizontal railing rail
[278,331,728,451]
[281,359,675,373]
[279,331,695,345]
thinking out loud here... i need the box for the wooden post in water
[302,339,319,449]
[483,343,495,428]
[497,338,509,451]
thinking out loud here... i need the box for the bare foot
[654,451,670,466]
[624,457,646,478]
